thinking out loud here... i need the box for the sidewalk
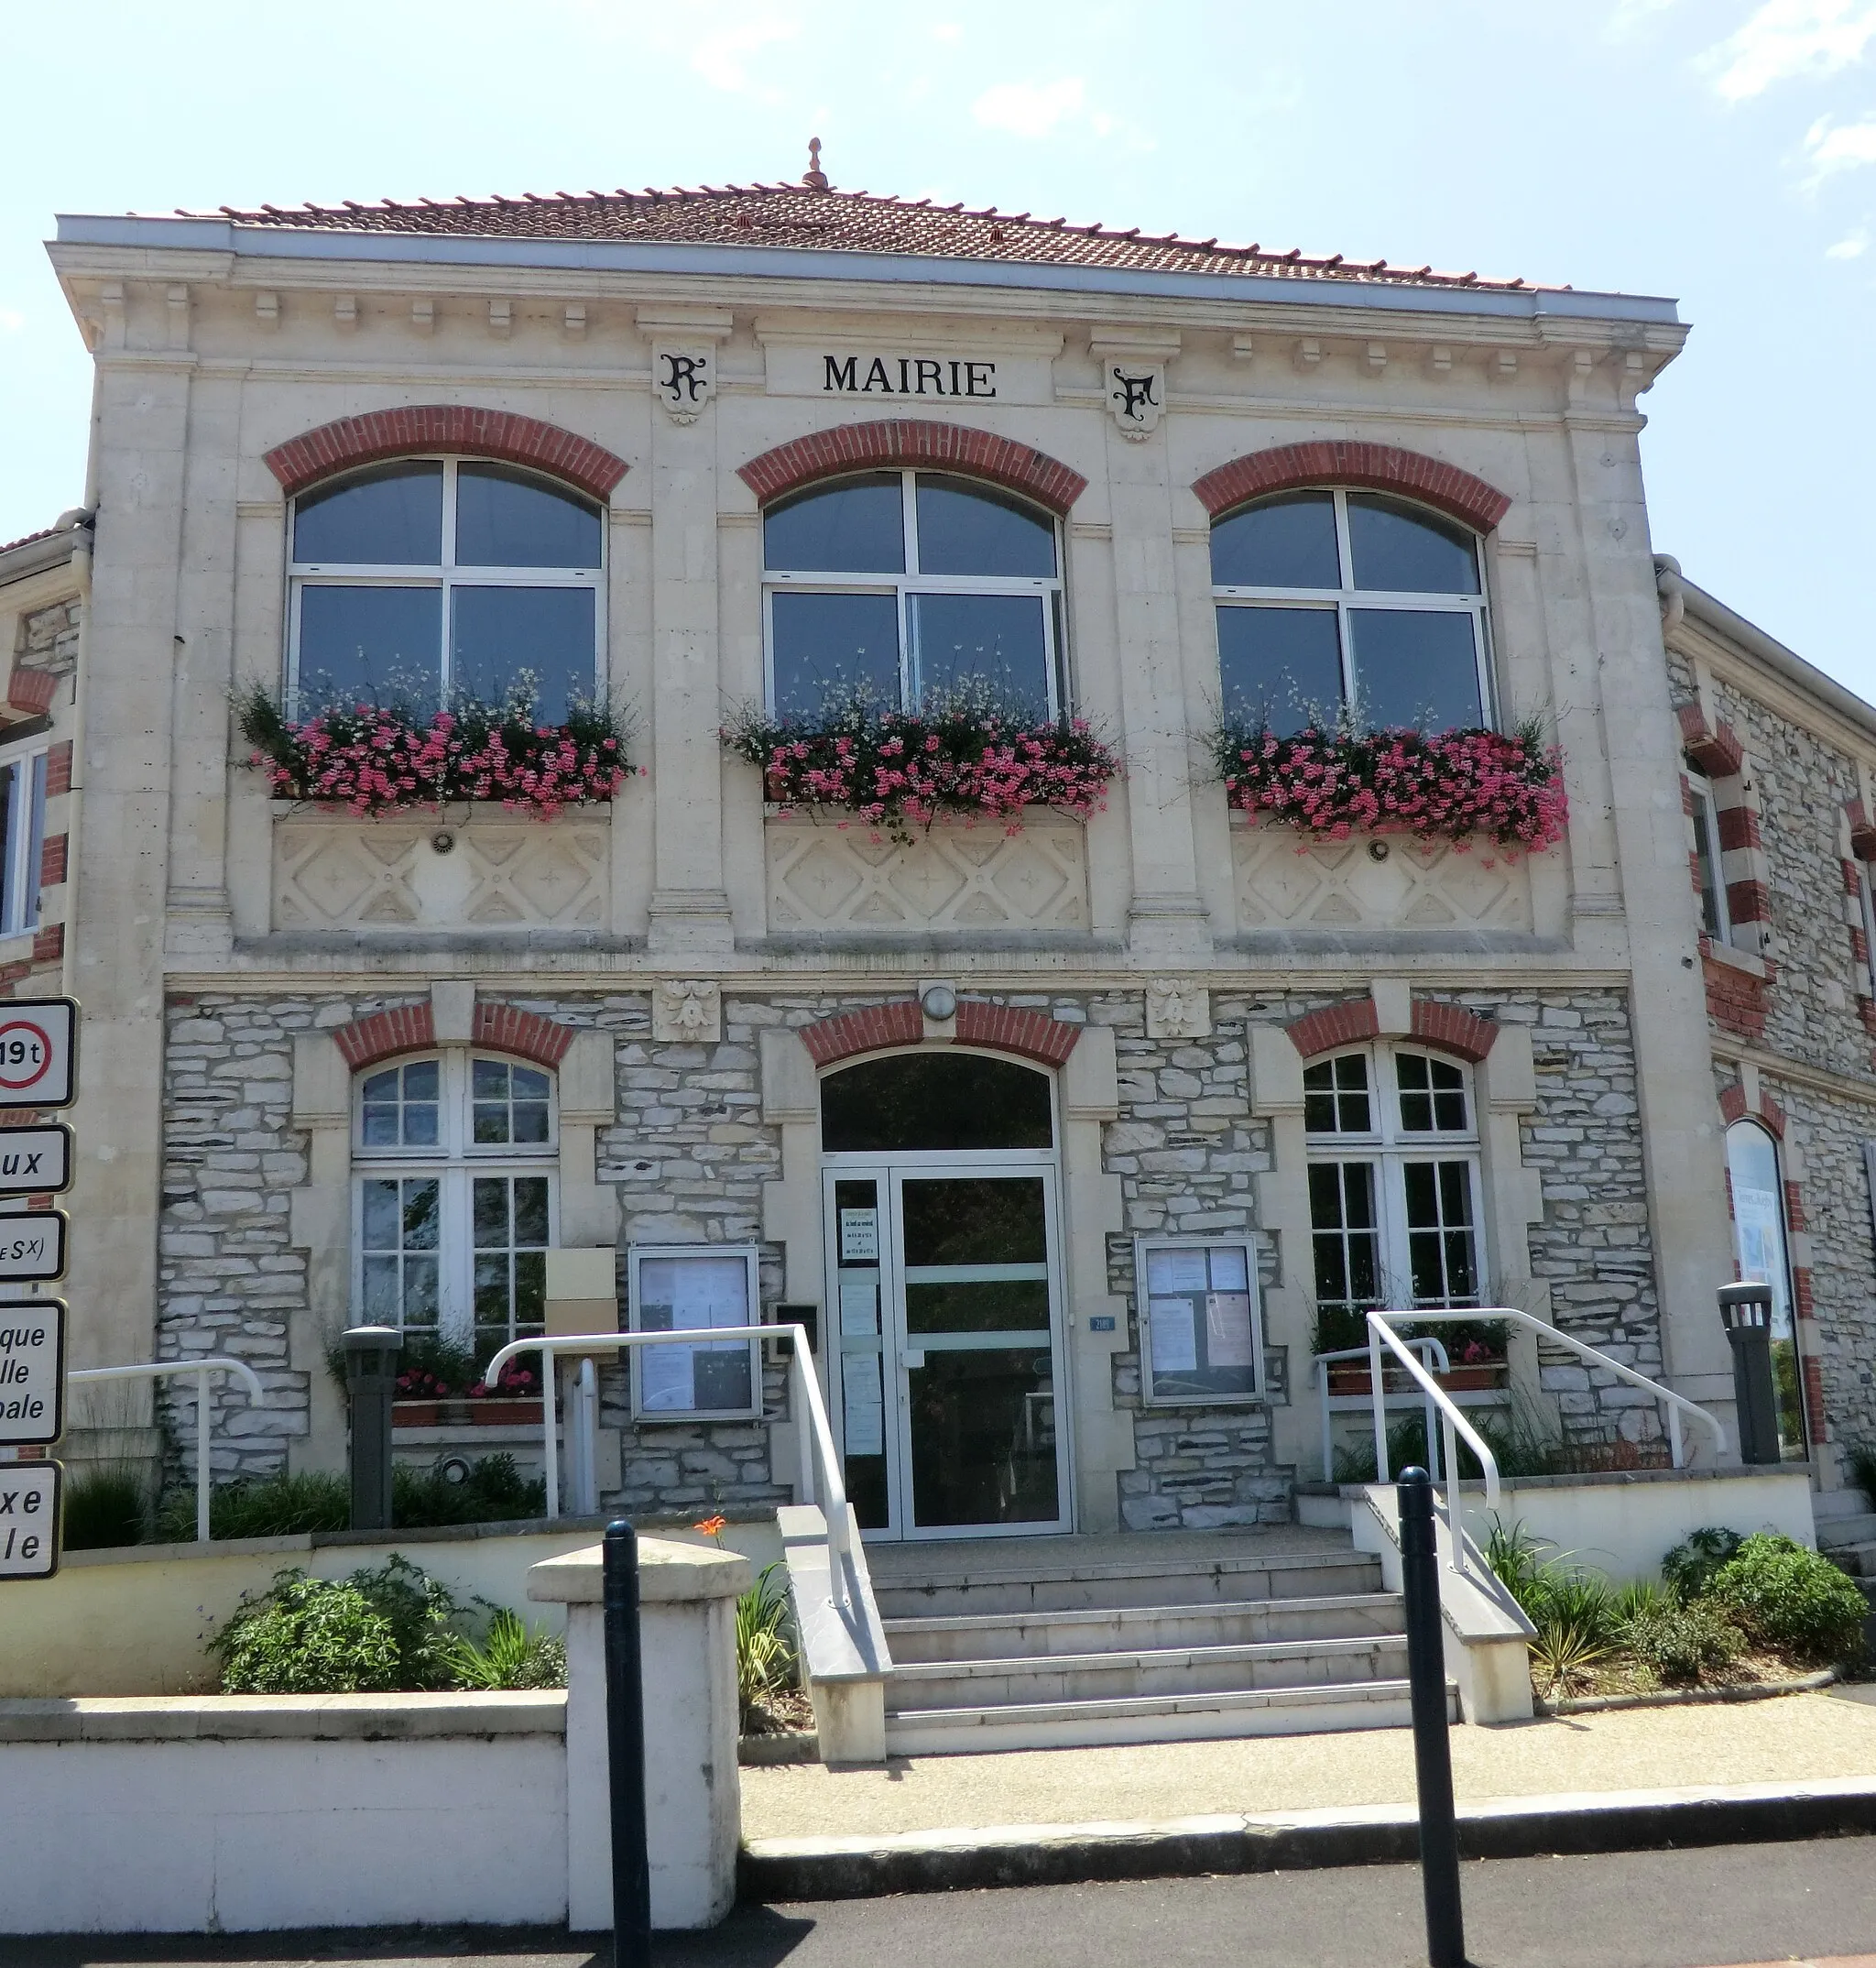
[742,1687,1876,1842]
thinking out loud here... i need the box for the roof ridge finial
[802,137,829,192]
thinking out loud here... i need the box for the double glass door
[824,1161,1069,1539]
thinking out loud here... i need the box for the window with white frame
[351,1053,557,1359]
[760,471,1064,719]
[1686,768,1731,944]
[1304,1046,1485,1328]
[289,458,604,720]
[0,745,49,939]
[1211,488,1492,734]
[1857,862,1876,1000]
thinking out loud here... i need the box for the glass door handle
[901,1349,926,1370]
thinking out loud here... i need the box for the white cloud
[1705,0,1876,101]
[974,77,1088,139]
[1827,222,1871,251]
[1605,0,1680,39]
[0,309,23,333]
[931,21,963,42]
[690,13,800,100]
[1805,111,1876,171]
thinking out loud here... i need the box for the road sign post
[0,1301,65,1448]
[0,1462,61,1579]
[0,1125,71,1197]
[0,1000,78,1110]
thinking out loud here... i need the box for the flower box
[1326,1361,1509,1397]
[392,1398,542,1427]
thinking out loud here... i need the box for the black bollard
[1399,1466,1466,1968]
[604,1519,651,1968]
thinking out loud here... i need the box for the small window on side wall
[1686,769,1730,945]
[1210,488,1490,736]
[1135,1235,1265,1405]
[0,748,49,938]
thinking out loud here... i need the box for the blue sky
[2,2,1872,693]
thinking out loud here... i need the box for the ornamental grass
[236,681,631,820]
[723,686,1120,841]
[1211,714,1566,853]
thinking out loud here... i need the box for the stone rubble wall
[16,598,81,677]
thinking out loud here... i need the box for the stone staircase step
[883,1677,1450,1755]
[1825,1539,1876,1580]
[882,1591,1405,1664]
[871,1548,1383,1621]
[1817,1514,1876,1550]
[1811,1487,1874,1521]
[886,1635,1409,1711]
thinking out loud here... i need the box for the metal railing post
[195,1367,212,1545]
[1400,1466,1467,1968]
[1370,1322,1391,1482]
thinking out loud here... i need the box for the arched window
[761,471,1063,719]
[1724,1120,1807,1457]
[820,1050,1053,1153]
[289,458,604,719]
[1303,1045,1483,1337]
[1210,489,1491,734]
[352,1052,558,1360]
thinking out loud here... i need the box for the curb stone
[738,1777,1876,1902]
[1540,1668,1838,1716]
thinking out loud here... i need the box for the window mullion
[902,469,920,575]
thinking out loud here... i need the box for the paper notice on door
[843,1352,885,1456]
[1207,1245,1249,1293]
[1147,1248,1208,1296]
[639,1340,696,1412]
[1205,1292,1257,1368]
[839,1274,879,1337]
[839,1208,879,1263]
[1149,1296,1199,1372]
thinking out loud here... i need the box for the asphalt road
[14,1837,1876,1968]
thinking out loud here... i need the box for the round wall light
[921,984,958,1022]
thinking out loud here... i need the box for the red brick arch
[802,999,1080,1069]
[1285,994,1497,1064]
[263,406,628,500]
[1191,440,1511,533]
[1718,1081,1785,1139]
[333,1000,573,1072]
[737,421,1087,516]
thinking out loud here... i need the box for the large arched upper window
[352,1052,558,1361]
[761,471,1063,719]
[289,458,604,720]
[1210,489,1491,734]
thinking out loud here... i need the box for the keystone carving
[653,979,723,1043]
[1146,978,1211,1040]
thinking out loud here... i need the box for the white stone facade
[33,173,1865,1531]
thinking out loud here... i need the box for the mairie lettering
[823,355,998,399]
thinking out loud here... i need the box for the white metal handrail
[1364,1308,1728,1581]
[480,1324,861,1604]
[1313,1336,1449,1484]
[67,1357,266,1544]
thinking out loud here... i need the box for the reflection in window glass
[1346,496,1479,595]
[360,1059,441,1149]
[822,1053,1053,1153]
[1396,1054,1469,1133]
[451,585,597,721]
[1403,1161,1479,1305]
[1310,1162,1382,1317]
[915,477,1056,577]
[763,476,905,573]
[1216,607,1343,733]
[0,751,49,939]
[1304,1055,1372,1135]
[473,1173,550,1349]
[361,1175,442,1329]
[1725,1121,1807,1459]
[1348,609,1483,731]
[297,585,442,711]
[769,591,902,715]
[294,462,443,565]
[455,463,600,569]
[1210,491,1340,589]
[473,1059,552,1145]
[911,592,1050,714]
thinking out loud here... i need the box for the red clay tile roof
[211,182,1541,293]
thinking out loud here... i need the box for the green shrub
[60,1465,150,1550]
[393,1453,546,1529]
[1661,1527,1745,1602]
[736,1563,798,1730]
[1708,1534,1869,1665]
[1619,1598,1745,1685]
[1484,1518,1619,1646]
[1529,1618,1609,1697]
[158,1469,350,1543]
[211,1554,471,1694]
[441,1610,566,1690]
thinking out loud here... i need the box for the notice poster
[1207,1246,1249,1294]
[633,1248,757,1416]
[839,1208,879,1263]
[1148,1296,1199,1372]
[638,1341,695,1412]
[1205,1292,1257,1368]
[839,1275,879,1336]
[843,1352,885,1456]
[1147,1248,1208,1296]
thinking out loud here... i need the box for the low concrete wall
[0,1694,568,1932]
[0,1515,781,1698]
[1454,1467,1816,1584]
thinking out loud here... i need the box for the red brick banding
[1675,702,1746,780]
[1716,805,1760,853]
[1725,879,1772,928]
[1191,441,1511,532]
[1847,800,1876,861]
[1718,1079,1784,1137]
[264,406,627,500]
[1704,954,1770,1042]
[38,834,66,890]
[1410,998,1500,1063]
[473,1001,574,1068]
[737,421,1087,516]
[44,742,72,797]
[798,998,1080,1068]
[31,924,61,966]
[5,669,58,720]
[954,1000,1081,1066]
[1286,998,1381,1059]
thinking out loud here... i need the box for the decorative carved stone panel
[1231,825,1533,935]
[273,815,609,933]
[766,817,1089,935]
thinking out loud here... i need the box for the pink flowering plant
[723,685,1120,842]
[1212,711,1566,854]
[237,679,631,821]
